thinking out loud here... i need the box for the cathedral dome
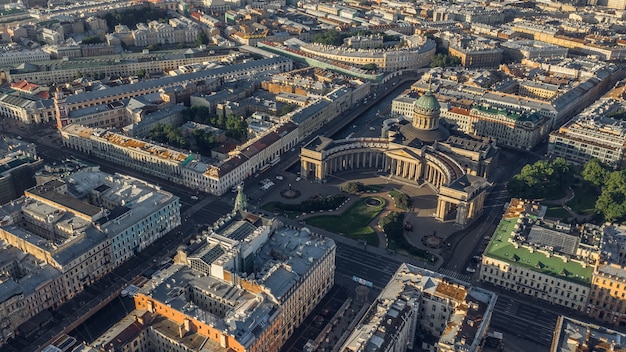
[414,90,440,114]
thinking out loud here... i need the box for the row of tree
[582,159,626,222]
[103,8,169,30]
[313,29,400,47]
[506,158,572,199]
[507,157,626,223]
[269,194,348,213]
[181,106,248,140]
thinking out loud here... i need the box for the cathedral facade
[301,89,498,227]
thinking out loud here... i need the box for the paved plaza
[253,168,464,266]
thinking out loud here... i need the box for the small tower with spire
[233,184,247,212]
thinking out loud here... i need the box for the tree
[596,170,626,222]
[82,36,102,45]
[361,63,378,71]
[136,69,145,78]
[280,104,295,116]
[342,182,365,194]
[313,29,345,46]
[507,159,574,199]
[582,158,611,187]
[195,32,209,46]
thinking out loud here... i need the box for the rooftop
[484,216,593,285]
[553,316,626,352]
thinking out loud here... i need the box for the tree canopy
[104,7,169,31]
[506,158,573,199]
[148,123,188,150]
[596,170,626,222]
[182,106,247,140]
[82,36,102,45]
[582,158,611,187]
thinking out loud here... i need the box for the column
[435,198,448,220]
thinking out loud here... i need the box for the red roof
[449,106,470,116]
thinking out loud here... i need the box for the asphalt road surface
[490,295,557,349]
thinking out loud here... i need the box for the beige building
[479,199,595,311]
[0,170,179,346]
[130,212,336,351]
[548,116,626,168]
[299,35,436,72]
[449,46,503,68]
[584,224,626,326]
[341,263,497,352]
[61,121,299,196]
[302,90,495,227]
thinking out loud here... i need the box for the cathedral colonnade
[300,142,451,189]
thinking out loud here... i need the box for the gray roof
[65,57,291,105]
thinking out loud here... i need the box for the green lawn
[545,206,570,219]
[305,197,385,246]
[566,183,599,216]
[485,218,592,285]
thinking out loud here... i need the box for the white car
[465,267,476,273]
[276,175,284,181]
[295,177,301,182]
[191,195,199,200]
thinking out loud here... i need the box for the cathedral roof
[414,89,440,114]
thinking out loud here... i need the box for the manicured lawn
[566,183,599,216]
[305,197,385,246]
[545,206,570,219]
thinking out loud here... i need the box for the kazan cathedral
[300,88,499,227]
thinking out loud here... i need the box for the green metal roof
[484,217,592,286]
[414,90,440,113]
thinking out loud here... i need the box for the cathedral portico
[299,88,495,227]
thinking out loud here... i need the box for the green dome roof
[414,90,440,113]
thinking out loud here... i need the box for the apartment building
[449,45,503,68]
[60,121,298,195]
[0,170,179,346]
[341,263,496,352]
[54,57,292,128]
[132,20,199,47]
[0,137,42,205]
[466,104,552,150]
[0,49,49,66]
[479,199,595,311]
[130,214,336,351]
[298,35,436,72]
[585,224,626,326]
[551,316,626,351]
[548,116,626,168]
[501,40,568,60]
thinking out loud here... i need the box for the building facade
[548,117,626,168]
[302,91,495,227]
[341,263,497,352]
[133,213,335,351]
[0,170,180,346]
[479,199,595,311]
